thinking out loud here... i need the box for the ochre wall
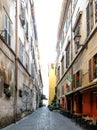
[49,64,56,105]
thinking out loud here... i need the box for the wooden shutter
[89,57,94,81]
[90,0,94,29]
[95,0,97,22]
[72,74,75,90]
[86,3,90,36]
[79,70,82,86]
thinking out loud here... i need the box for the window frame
[86,1,94,36]
[4,11,11,46]
[89,53,97,82]
[25,52,29,71]
[73,70,82,88]
[95,0,97,22]
[66,42,70,68]
[61,56,64,75]
[57,66,60,81]
[19,39,23,63]
[73,11,82,54]
[61,86,64,96]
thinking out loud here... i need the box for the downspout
[14,0,18,123]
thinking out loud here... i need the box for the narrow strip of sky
[34,0,62,99]
[34,0,62,64]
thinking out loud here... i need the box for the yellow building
[48,63,56,105]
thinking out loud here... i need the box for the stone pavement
[1,107,86,130]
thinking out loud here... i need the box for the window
[61,56,64,75]
[66,43,70,68]
[57,88,60,97]
[31,37,33,45]
[95,0,97,22]
[86,1,93,36]
[73,70,82,88]
[57,48,60,59]
[26,0,28,13]
[72,0,77,11]
[26,21,28,39]
[19,39,23,63]
[61,86,64,95]
[61,32,64,48]
[76,71,80,88]
[57,66,60,81]
[19,1,26,27]
[4,11,11,46]
[72,74,76,90]
[66,8,71,33]
[74,21,81,53]
[51,64,54,69]
[0,75,4,97]
[25,53,29,71]
[34,24,38,40]
[89,54,97,81]
[73,11,82,53]
[31,64,34,78]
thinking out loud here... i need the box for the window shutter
[89,57,94,81]
[86,3,90,36]
[79,70,82,86]
[90,0,94,29]
[62,86,64,95]
[95,0,97,22]
[72,74,75,90]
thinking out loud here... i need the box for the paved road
[1,107,86,130]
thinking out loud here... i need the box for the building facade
[48,63,56,105]
[56,0,97,117]
[0,0,43,128]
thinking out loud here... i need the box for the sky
[33,0,62,98]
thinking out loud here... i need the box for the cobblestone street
[1,107,88,130]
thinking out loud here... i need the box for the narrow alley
[0,0,97,129]
[1,107,88,130]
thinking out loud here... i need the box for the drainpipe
[14,0,18,123]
